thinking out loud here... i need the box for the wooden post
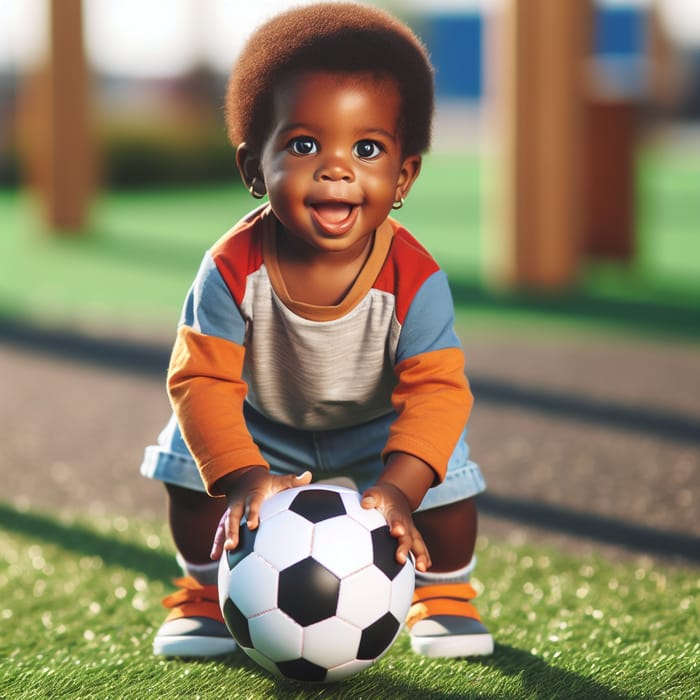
[582,98,637,260]
[36,0,94,231]
[485,0,591,289]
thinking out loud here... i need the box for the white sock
[414,556,476,588]
[176,552,219,586]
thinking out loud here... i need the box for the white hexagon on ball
[336,566,393,628]
[228,553,278,617]
[249,608,303,662]
[254,510,314,570]
[311,515,373,577]
[302,617,362,669]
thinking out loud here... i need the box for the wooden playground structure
[22,0,667,290]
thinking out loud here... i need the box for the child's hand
[210,468,313,560]
[361,483,431,573]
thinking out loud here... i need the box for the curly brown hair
[225,2,434,157]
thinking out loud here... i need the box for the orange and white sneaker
[406,583,494,658]
[153,577,237,657]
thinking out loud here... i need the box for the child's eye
[289,137,318,156]
[354,140,382,159]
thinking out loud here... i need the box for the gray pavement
[1,321,698,566]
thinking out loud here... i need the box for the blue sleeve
[179,251,247,344]
[395,270,461,364]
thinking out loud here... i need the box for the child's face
[242,70,420,255]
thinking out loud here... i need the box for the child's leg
[166,483,227,567]
[154,484,236,658]
[408,497,494,658]
[413,497,477,572]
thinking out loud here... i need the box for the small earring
[392,196,405,210]
[248,180,265,200]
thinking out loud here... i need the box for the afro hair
[225,2,434,157]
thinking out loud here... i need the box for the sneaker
[153,576,237,657]
[406,582,494,658]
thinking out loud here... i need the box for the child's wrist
[379,453,435,510]
[213,465,268,497]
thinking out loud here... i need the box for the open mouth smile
[310,201,359,236]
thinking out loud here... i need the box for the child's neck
[275,230,375,307]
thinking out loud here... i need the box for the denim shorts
[140,403,486,512]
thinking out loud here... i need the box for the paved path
[1,321,698,566]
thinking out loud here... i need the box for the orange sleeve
[167,325,269,494]
[381,347,472,484]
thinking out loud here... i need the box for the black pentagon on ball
[278,557,340,626]
[357,612,401,660]
[276,658,328,682]
[371,525,405,581]
[288,489,347,523]
[222,597,253,648]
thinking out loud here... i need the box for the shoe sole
[153,635,238,658]
[410,632,494,658]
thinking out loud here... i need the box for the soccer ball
[217,484,415,683]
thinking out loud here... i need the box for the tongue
[314,203,352,224]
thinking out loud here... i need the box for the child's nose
[316,152,354,182]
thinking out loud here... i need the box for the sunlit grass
[1,504,697,699]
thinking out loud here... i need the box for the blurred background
[0,0,698,337]
[0,0,698,557]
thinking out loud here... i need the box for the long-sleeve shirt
[167,205,472,494]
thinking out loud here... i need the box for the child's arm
[361,265,472,572]
[361,452,434,572]
[209,467,314,560]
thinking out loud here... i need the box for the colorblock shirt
[167,205,472,493]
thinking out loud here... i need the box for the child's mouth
[313,202,354,224]
[310,202,358,235]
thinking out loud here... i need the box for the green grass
[1,502,697,699]
[2,150,698,341]
[636,147,700,283]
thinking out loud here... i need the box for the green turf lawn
[1,150,698,341]
[0,505,697,699]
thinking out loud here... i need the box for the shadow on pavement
[2,318,698,564]
[2,317,698,445]
[478,493,700,563]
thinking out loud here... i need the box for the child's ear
[395,154,422,202]
[236,143,266,198]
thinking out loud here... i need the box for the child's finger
[361,493,377,509]
[413,552,429,572]
[244,494,262,530]
[210,507,232,559]
[410,532,431,572]
[209,515,228,560]
[394,538,410,565]
[223,501,245,550]
[291,470,312,487]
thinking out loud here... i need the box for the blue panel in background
[416,6,648,101]
[594,6,646,56]
[422,14,482,99]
